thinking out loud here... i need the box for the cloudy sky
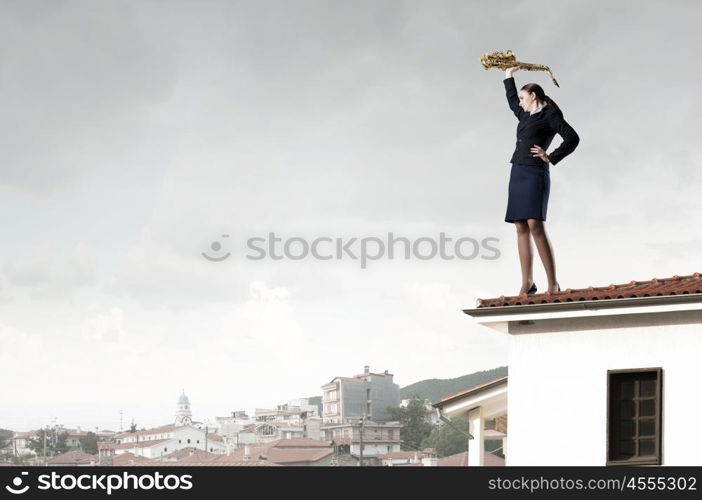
[1,0,700,432]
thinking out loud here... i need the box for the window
[187,439,191,444]
[607,368,662,465]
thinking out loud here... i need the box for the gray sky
[1,0,700,431]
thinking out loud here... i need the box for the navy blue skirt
[505,162,550,223]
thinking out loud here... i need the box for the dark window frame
[606,367,663,466]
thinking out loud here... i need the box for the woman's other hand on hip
[531,144,550,164]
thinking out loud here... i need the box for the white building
[104,425,226,460]
[464,272,702,466]
[100,391,227,462]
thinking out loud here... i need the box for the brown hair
[520,82,560,112]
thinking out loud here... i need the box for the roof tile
[476,272,702,308]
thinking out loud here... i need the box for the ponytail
[521,82,561,112]
[543,94,560,112]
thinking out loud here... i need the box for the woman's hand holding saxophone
[505,65,521,78]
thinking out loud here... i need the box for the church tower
[175,390,193,426]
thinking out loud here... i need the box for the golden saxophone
[480,50,560,87]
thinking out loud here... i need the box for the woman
[502,65,579,295]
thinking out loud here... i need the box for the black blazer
[503,76,580,166]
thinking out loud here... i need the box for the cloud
[0,1,178,194]
[84,307,126,343]
[2,243,96,299]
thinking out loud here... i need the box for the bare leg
[515,220,534,294]
[527,219,559,292]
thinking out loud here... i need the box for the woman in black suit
[502,65,580,295]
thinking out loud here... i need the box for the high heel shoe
[526,282,537,295]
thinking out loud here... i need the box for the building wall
[369,376,401,421]
[507,312,702,466]
[322,383,341,424]
[304,417,322,440]
[340,376,400,422]
[350,442,401,457]
[215,418,250,440]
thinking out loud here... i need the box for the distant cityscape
[0,366,508,467]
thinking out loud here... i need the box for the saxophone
[480,50,560,87]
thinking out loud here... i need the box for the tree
[0,429,13,463]
[0,428,11,450]
[9,454,32,465]
[28,429,69,457]
[129,420,137,433]
[79,432,98,454]
[387,397,433,452]
[421,416,471,457]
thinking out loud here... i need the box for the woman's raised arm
[503,66,526,121]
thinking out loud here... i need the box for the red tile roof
[60,428,90,437]
[437,451,505,466]
[47,451,97,465]
[475,272,702,308]
[224,446,270,461]
[144,442,334,465]
[323,372,395,387]
[153,447,209,461]
[113,424,177,439]
[12,431,38,439]
[109,452,150,466]
[265,448,333,464]
[136,459,279,467]
[265,438,332,448]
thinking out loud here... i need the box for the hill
[400,366,508,403]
